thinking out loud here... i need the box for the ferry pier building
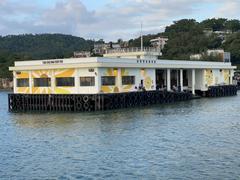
[8,48,237,112]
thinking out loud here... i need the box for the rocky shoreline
[0,78,13,90]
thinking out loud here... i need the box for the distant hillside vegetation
[1,18,240,78]
[0,34,94,77]
[129,18,240,66]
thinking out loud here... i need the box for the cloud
[0,0,240,41]
[0,0,40,19]
[216,1,240,19]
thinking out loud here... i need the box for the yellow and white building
[9,49,236,95]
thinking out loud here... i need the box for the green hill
[129,18,240,66]
[1,18,240,78]
[0,34,94,77]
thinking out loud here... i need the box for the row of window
[101,76,135,86]
[17,76,135,87]
[17,77,95,87]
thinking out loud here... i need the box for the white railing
[105,47,161,54]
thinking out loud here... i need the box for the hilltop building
[150,37,168,51]
[93,43,109,55]
[93,41,129,55]
[190,49,231,62]
[73,51,91,58]
[203,28,233,40]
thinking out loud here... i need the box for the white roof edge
[14,56,233,66]
[99,57,233,65]
[14,57,99,66]
[9,63,236,71]
[11,57,236,71]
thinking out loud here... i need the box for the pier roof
[9,57,236,71]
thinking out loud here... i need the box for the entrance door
[171,70,178,88]
[156,70,165,90]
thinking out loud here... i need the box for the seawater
[0,91,240,179]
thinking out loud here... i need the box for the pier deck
[8,85,237,113]
[9,91,192,113]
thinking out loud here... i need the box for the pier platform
[8,85,237,113]
[9,91,192,113]
[196,85,238,97]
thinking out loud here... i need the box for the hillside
[129,18,240,66]
[0,34,94,77]
[1,18,240,78]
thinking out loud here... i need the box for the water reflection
[0,91,240,179]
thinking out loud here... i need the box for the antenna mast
[141,22,143,51]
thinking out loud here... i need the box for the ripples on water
[0,92,240,179]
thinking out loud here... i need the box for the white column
[230,70,233,85]
[51,70,55,94]
[176,70,179,87]
[180,69,183,92]
[75,69,80,94]
[167,69,171,91]
[97,68,102,93]
[13,71,17,94]
[29,71,32,94]
[192,69,195,95]
[117,68,122,92]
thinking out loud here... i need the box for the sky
[0,0,240,41]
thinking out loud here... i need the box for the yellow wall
[121,68,135,92]
[205,69,214,86]
[223,70,230,84]
[31,70,52,94]
[15,68,230,94]
[54,69,76,94]
[16,71,30,94]
[100,68,119,93]
[15,69,77,94]
[100,68,154,93]
[15,68,155,94]
[140,69,153,91]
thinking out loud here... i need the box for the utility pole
[141,22,143,51]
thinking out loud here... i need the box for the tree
[200,18,227,31]
[165,19,199,34]
[222,32,240,65]
[162,19,211,60]
[0,34,94,78]
[117,38,123,44]
[225,19,240,32]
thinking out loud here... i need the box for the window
[80,77,95,86]
[101,76,115,86]
[17,79,29,87]
[88,69,95,72]
[56,77,75,87]
[122,76,135,85]
[34,78,51,87]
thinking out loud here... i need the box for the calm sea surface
[0,91,240,179]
